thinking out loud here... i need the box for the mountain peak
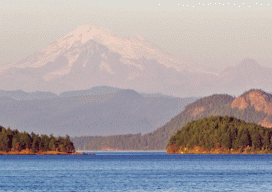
[62,25,116,45]
[241,89,268,97]
[237,58,261,69]
[58,24,164,61]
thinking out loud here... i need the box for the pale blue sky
[1,0,272,70]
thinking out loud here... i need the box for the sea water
[0,151,272,191]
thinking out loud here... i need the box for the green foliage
[167,115,272,152]
[0,126,75,153]
[0,129,10,152]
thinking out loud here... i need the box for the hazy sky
[1,0,272,71]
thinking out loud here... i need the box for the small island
[0,126,85,155]
[167,116,272,154]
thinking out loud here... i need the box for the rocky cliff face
[231,89,272,127]
[232,90,272,113]
[172,89,272,129]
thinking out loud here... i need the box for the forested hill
[167,116,272,154]
[72,89,272,150]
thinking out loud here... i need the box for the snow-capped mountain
[0,25,271,97]
[11,25,205,72]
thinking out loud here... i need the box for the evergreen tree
[49,134,57,151]
[0,131,10,152]
[263,132,270,150]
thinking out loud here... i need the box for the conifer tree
[263,132,270,150]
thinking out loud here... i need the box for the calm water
[0,151,272,191]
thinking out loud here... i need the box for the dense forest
[72,89,272,151]
[0,126,75,153]
[167,115,272,153]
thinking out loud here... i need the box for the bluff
[73,89,272,150]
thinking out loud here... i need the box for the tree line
[168,115,272,152]
[0,126,75,153]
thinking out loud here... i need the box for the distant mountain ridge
[0,90,58,100]
[0,86,182,100]
[1,25,271,97]
[0,86,198,137]
[73,89,272,150]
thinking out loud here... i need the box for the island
[167,116,272,154]
[0,125,89,155]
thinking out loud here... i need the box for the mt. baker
[1,25,271,97]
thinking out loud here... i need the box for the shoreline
[166,144,272,155]
[78,150,166,152]
[0,149,94,155]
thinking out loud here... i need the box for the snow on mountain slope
[10,25,213,73]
